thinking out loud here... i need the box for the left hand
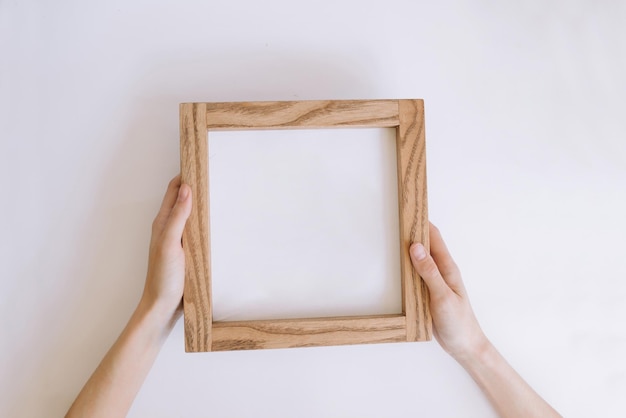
[65,176,192,418]
[141,175,192,321]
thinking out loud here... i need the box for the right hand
[410,223,489,362]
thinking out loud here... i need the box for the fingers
[157,176,182,218]
[429,223,465,294]
[410,242,450,301]
[162,184,192,245]
[152,176,182,234]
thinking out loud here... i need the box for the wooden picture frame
[180,100,431,352]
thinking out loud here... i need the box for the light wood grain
[396,99,432,342]
[202,100,400,130]
[180,103,212,352]
[180,99,430,351]
[212,315,406,351]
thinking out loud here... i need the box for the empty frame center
[208,128,402,321]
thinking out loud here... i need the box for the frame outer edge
[179,99,430,352]
[180,103,212,352]
[397,99,432,342]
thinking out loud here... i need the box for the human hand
[65,177,192,418]
[410,224,562,417]
[141,175,192,322]
[410,223,489,363]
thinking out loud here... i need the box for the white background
[1,1,625,417]
[209,128,405,322]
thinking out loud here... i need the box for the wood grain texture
[396,99,432,342]
[180,99,431,351]
[202,100,400,130]
[212,315,406,351]
[180,103,212,352]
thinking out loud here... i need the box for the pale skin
[66,176,561,418]
[409,229,561,418]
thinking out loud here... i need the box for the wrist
[135,296,181,336]
[451,332,493,368]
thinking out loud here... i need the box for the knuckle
[441,260,459,275]
[172,202,184,213]
[419,258,440,278]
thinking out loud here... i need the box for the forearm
[458,340,561,418]
[66,299,176,418]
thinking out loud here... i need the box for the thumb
[409,243,450,300]
[163,184,192,244]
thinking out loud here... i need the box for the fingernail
[178,185,189,201]
[411,243,426,260]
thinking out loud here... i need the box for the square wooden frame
[180,99,431,352]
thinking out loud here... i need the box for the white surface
[210,128,401,321]
[1,1,625,417]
